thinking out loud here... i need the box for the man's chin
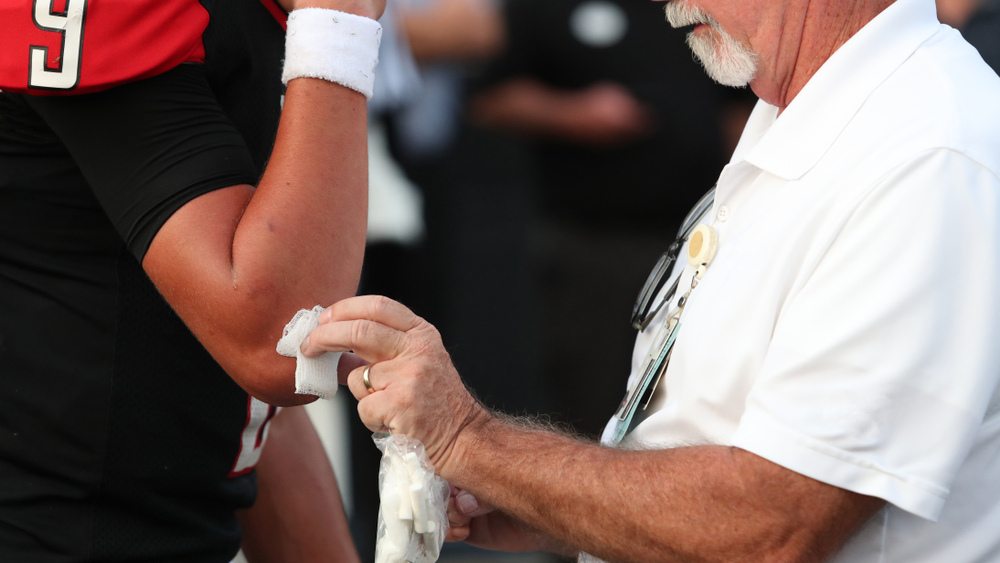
[686,32,758,88]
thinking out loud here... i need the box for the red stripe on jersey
[228,396,279,478]
[0,0,209,95]
[259,0,288,30]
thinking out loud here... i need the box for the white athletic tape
[276,306,341,399]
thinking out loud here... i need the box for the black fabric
[472,0,737,436]
[0,0,285,560]
[964,0,1000,74]
[481,0,730,230]
[22,65,259,261]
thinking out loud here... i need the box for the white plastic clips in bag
[374,433,449,563]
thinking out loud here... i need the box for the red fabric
[0,0,209,95]
[259,0,288,30]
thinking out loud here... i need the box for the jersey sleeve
[730,150,1000,521]
[24,63,259,260]
[0,0,209,95]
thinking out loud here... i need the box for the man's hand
[300,295,490,477]
[447,488,564,554]
[278,0,387,19]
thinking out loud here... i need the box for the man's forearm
[449,417,881,563]
[302,296,885,560]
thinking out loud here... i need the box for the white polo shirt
[602,0,1000,560]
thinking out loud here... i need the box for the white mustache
[664,1,716,29]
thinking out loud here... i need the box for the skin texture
[144,0,383,558]
[142,0,385,406]
[657,0,894,108]
[302,296,884,561]
[238,407,360,563]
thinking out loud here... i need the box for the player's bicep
[142,184,254,297]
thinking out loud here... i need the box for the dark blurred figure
[387,0,549,420]
[938,0,1000,71]
[470,0,753,437]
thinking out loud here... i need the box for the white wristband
[282,8,383,99]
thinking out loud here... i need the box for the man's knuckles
[355,398,385,432]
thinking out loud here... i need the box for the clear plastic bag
[374,433,450,563]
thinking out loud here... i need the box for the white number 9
[29,0,88,90]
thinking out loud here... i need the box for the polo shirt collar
[737,0,942,180]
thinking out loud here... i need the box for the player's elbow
[226,344,318,407]
[195,285,354,406]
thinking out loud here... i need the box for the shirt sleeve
[730,149,1000,521]
[24,63,259,260]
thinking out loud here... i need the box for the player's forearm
[449,417,877,562]
[232,78,368,324]
[239,407,360,563]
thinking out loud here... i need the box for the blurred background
[302,0,1000,561]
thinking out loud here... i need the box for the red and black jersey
[0,0,286,95]
[0,1,290,561]
[0,0,210,94]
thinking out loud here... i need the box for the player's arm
[143,75,369,406]
[238,406,360,563]
[139,0,386,406]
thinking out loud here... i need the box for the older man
[307,0,1000,560]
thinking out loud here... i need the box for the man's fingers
[447,494,472,527]
[355,395,388,433]
[321,295,423,332]
[345,361,381,399]
[447,491,473,542]
[446,525,471,542]
[301,319,406,361]
[456,490,495,517]
[355,385,414,436]
[345,358,409,399]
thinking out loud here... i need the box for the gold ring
[362,364,375,393]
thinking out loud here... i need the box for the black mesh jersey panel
[0,1,285,561]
